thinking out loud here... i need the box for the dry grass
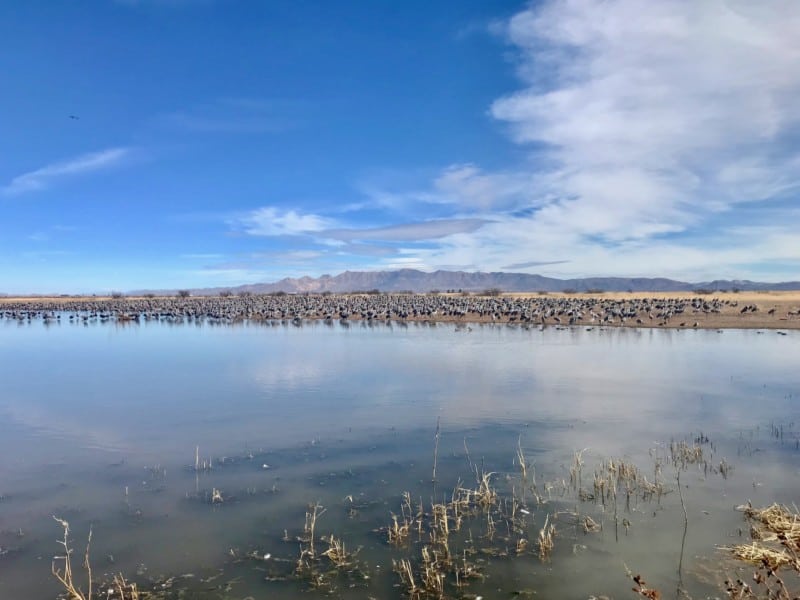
[111,574,140,600]
[52,517,92,600]
[582,515,602,534]
[728,542,797,570]
[502,290,800,302]
[321,534,356,568]
[725,503,800,571]
[392,558,420,598]
[670,440,704,468]
[52,517,141,600]
[389,513,411,546]
[720,503,800,599]
[742,503,800,547]
[537,514,556,560]
[48,434,775,600]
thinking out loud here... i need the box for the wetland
[0,317,798,599]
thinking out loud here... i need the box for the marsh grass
[46,430,762,600]
[725,503,800,573]
[51,517,92,600]
[321,534,358,568]
[52,517,140,600]
[723,522,800,599]
[537,514,555,560]
[290,503,370,593]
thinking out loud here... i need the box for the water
[0,320,798,598]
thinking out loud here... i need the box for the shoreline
[1,292,798,330]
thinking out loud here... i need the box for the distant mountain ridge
[153,269,800,296]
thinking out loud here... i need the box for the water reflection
[0,322,797,598]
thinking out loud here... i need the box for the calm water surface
[0,320,798,599]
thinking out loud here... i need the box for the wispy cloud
[21,249,73,260]
[180,253,225,260]
[352,164,545,214]
[323,219,491,243]
[235,207,335,237]
[155,98,302,135]
[502,260,570,270]
[489,0,800,241]
[28,224,77,243]
[28,232,49,242]
[336,243,398,257]
[217,1,799,283]
[234,205,490,245]
[360,0,800,280]
[3,148,130,195]
[432,164,543,211]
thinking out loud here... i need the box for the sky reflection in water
[0,321,798,598]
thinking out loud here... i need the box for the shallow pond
[0,320,798,599]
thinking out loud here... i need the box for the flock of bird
[0,293,777,328]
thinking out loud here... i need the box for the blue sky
[1,0,799,293]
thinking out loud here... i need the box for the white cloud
[236,204,490,244]
[487,0,800,243]
[222,2,800,283]
[3,148,130,195]
[433,164,543,210]
[323,219,490,242]
[237,207,334,237]
[366,0,800,280]
[353,164,547,213]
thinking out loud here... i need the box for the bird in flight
[69,115,79,120]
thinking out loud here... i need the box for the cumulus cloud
[3,148,130,195]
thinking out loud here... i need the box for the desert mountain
[152,269,800,296]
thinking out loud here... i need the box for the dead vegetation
[51,517,93,600]
[290,503,368,592]
[51,516,141,600]
[629,572,662,599]
[720,503,800,599]
[47,430,764,600]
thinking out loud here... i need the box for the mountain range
[154,269,800,295]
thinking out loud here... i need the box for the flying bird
[69,115,79,120]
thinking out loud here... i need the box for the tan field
[510,290,800,302]
[507,290,800,329]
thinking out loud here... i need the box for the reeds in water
[51,516,92,600]
[52,517,140,600]
[537,514,555,560]
[726,503,800,571]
